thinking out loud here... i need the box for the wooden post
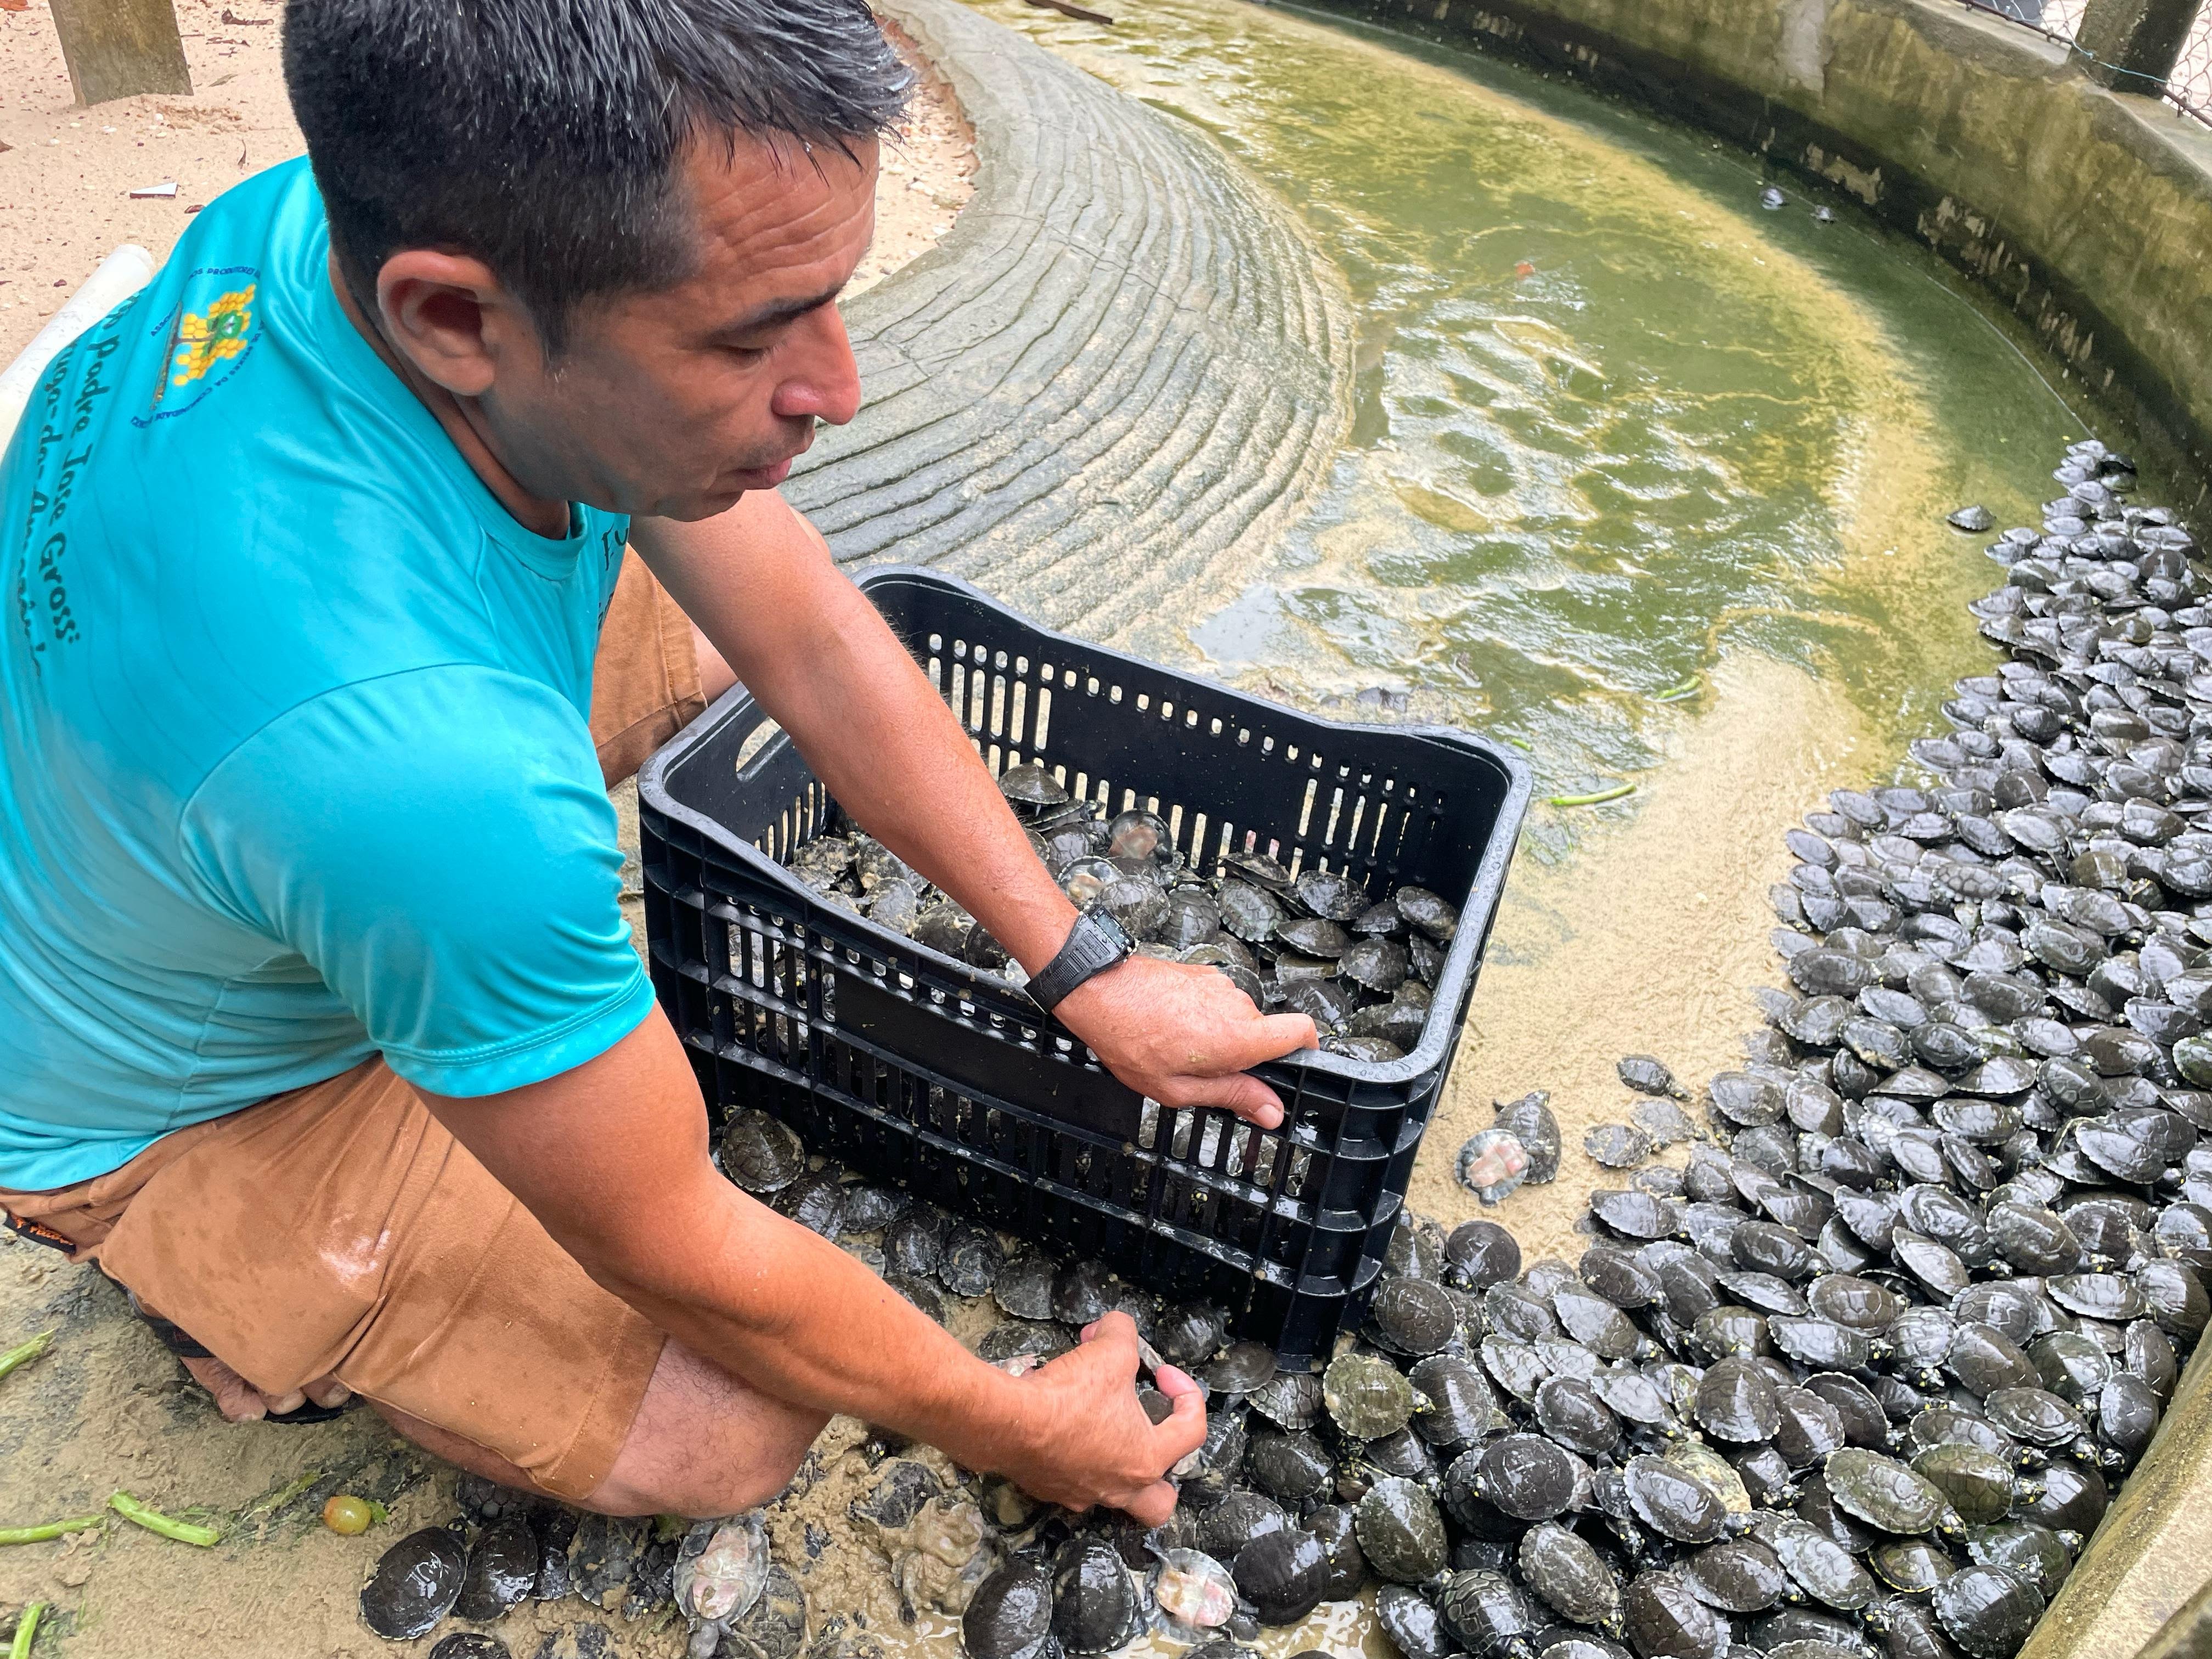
[2074,0,2203,94]
[47,0,192,107]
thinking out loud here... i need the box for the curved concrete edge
[1271,0,2212,507]
[784,0,1355,643]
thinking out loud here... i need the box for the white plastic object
[0,244,159,455]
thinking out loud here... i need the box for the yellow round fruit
[322,1495,374,1536]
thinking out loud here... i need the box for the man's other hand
[1054,955,1318,1130]
[1000,1313,1204,1525]
[180,1353,351,1422]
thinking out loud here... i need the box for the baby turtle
[1618,1054,1681,1097]
[1694,1357,1782,1444]
[1585,1122,1655,1169]
[1354,1476,1449,1583]
[454,1513,539,1623]
[1368,1276,1458,1356]
[674,1514,770,1652]
[363,1527,468,1640]
[1323,1352,1417,1440]
[1911,1444,2020,1527]
[938,1224,1004,1299]
[1437,1568,1540,1655]
[1823,1449,1956,1537]
[1395,885,1458,940]
[1105,809,1171,862]
[1375,1584,1453,1659]
[1152,1302,1229,1368]
[1049,1537,1143,1655]
[1246,1431,1335,1504]
[719,1111,807,1195]
[1931,1565,2044,1659]
[1410,1354,1498,1448]
[1514,1523,1621,1629]
[999,762,1070,809]
[1295,868,1369,922]
[1445,1218,1521,1288]
[991,1255,1057,1322]
[1204,1340,1277,1396]
[1457,1129,1531,1204]
[1683,1538,1788,1613]
[1219,883,1284,943]
[1248,1368,1326,1432]
[1476,1433,1581,1521]
[1232,1529,1329,1625]
[1148,1549,1237,1640]
[1622,1569,1726,1659]
[1535,1375,1623,1458]
[1623,1455,1729,1545]
[1277,915,1353,958]
[1632,1097,1699,1149]
[963,1561,1054,1659]
[1767,1518,1877,1611]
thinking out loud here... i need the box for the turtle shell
[1622,1455,1728,1545]
[1694,1357,1781,1444]
[718,1111,808,1195]
[1323,1352,1416,1440]
[1931,1565,2044,1659]
[1475,1434,1579,1522]
[1353,1476,1448,1583]
[1682,1538,1788,1613]
[1822,1449,1954,1536]
[1368,1277,1459,1357]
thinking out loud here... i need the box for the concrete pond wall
[1283,0,2212,509]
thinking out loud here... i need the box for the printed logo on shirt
[134,264,262,424]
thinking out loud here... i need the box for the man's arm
[419,1007,1204,1520]
[630,494,1317,1126]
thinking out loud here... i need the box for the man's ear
[375,250,531,398]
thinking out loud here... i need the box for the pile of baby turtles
[358,438,2207,1659]
[777,769,1463,1062]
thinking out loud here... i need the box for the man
[0,0,1314,1521]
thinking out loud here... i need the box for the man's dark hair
[283,0,912,348]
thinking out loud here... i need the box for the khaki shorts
[0,552,704,1503]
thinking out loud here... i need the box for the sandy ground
[0,7,974,1656]
[0,0,972,365]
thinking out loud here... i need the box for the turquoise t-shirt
[0,157,657,1192]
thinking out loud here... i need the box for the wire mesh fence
[1954,0,2211,123]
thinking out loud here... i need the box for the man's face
[478,133,878,522]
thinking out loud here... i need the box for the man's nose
[769,306,862,428]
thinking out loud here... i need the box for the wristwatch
[1027,909,1136,1014]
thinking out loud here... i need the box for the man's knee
[584,1341,828,1518]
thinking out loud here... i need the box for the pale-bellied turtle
[1232,1530,1328,1626]
[1105,809,1170,863]
[1000,762,1070,810]
[1323,1352,1416,1440]
[1395,885,1458,940]
[1147,1549,1237,1641]
[1353,1477,1448,1583]
[718,1111,807,1195]
[1457,1130,1531,1204]
[673,1513,770,1652]
[1494,1091,1562,1182]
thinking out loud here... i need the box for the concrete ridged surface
[784,0,1353,641]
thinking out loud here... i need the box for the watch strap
[1028,910,1134,1013]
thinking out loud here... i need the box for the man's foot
[178,1352,353,1423]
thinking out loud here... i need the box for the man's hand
[179,1354,351,1423]
[996,1314,1205,1525]
[1054,956,1318,1130]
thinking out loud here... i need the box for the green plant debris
[240,1469,323,1527]
[1549,782,1637,808]
[0,1517,101,1547]
[1652,675,1701,702]
[0,1330,54,1385]
[109,1492,221,1548]
[9,1601,46,1659]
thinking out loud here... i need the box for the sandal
[129,1291,354,1426]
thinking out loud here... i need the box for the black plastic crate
[636,568,1531,1362]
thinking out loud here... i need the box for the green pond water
[957,0,2144,855]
